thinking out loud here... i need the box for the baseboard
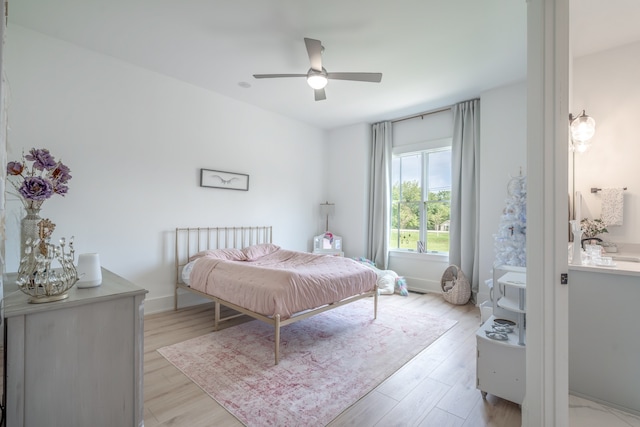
[476,291,491,306]
[143,289,210,315]
[404,276,442,294]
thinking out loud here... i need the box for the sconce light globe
[569,110,596,143]
[572,140,591,154]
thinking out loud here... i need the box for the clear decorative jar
[17,236,79,303]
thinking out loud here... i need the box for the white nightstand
[313,232,343,256]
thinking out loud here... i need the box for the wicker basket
[440,265,471,305]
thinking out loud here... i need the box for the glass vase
[16,235,78,303]
[20,207,42,259]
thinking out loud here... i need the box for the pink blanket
[189,249,377,320]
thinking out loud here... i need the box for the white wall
[325,123,370,258]
[6,26,327,313]
[573,41,640,247]
[477,81,527,304]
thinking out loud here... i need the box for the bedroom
[2,0,640,426]
[2,1,528,316]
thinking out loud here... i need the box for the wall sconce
[569,110,596,153]
[319,201,335,232]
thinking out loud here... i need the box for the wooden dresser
[3,268,147,427]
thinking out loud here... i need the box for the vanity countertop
[568,252,640,277]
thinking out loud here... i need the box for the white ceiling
[9,0,640,130]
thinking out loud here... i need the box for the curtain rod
[390,98,479,124]
[392,106,451,124]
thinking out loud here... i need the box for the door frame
[524,0,570,425]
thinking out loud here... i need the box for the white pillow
[377,270,399,295]
[181,260,197,285]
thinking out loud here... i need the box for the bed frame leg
[214,301,220,331]
[174,287,178,311]
[374,286,378,320]
[275,314,281,365]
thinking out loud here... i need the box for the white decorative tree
[494,174,527,267]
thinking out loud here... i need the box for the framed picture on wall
[200,169,249,191]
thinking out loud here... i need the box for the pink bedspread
[189,249,377,320]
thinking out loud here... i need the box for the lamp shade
[76,253,102,288]
[570,110,596,143]
[320,202,335,232]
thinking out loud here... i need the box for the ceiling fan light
[307,74,328,90]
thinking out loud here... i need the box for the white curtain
[367,121,392,269]
[450,99,480,300]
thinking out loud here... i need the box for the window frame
[390,138,452,255]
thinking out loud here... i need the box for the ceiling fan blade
[326,72,382,83]
[304,38,323,71]
[314,88,326,101]
[253,74,307,79]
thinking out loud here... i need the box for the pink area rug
[157,298,456,426]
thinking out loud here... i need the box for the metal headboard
[175,226,273,285]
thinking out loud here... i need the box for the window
[390,147,451,253]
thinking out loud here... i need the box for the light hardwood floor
[143,292,522,426]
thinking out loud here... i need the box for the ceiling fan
[253,38,383,101]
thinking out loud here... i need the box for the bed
[175,226,378,364]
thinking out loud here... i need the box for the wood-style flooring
[143,292,522,426]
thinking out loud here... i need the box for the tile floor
[570,395,640,427]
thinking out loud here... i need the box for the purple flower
[7,161,23,176]
[52,182,69,195]
[51,162,72,184]
[19,176,54,201]
[25,148,56,171]
[7,148,72,206]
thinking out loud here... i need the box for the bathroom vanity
[568,258,640,415]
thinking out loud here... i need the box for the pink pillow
[188,248,247,262]
[242,243,281,261]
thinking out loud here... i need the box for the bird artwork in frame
[200,169,249,191]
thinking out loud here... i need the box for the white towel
[601,188,624,226]
[575,190,583,222]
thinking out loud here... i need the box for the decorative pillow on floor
[396,276,409,296]
[353,257,408,296]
